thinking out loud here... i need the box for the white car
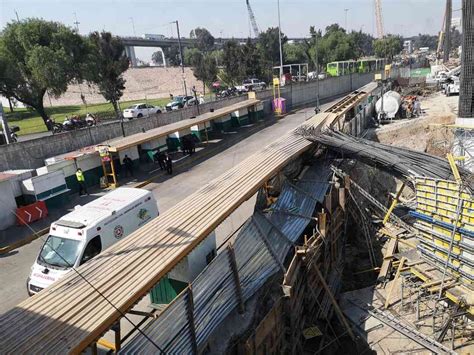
[123,103,162,119]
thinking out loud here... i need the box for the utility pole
[314,35,320,110]
[344,8,349,30]
[173,20,187,96]
[73,12,80,32]
[14,10,20,22]
[277,0,283,78]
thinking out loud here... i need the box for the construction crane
[375,0,384,38]
[246,0,260,38]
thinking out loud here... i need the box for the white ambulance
[27,187,159,295]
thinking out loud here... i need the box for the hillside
[47,67,205,106]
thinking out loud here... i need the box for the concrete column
[159,47,167,67]
[455,0,474,171]
[443,0,452,63]
[124,46,138,67]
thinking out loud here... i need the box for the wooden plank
[106,99,260,152]
[0,85,376,353]
[378,238,397,283]
[312,264,356,341]
[384,257,406,309]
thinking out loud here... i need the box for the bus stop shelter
[97,98,261,187]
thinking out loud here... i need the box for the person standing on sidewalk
[76,168,88,196]
[165,153,173,175]
[123,155,134,177]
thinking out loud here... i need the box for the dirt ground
[368,92,458,156]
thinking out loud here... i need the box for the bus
[327,58,388,76]
[326,60,357,76]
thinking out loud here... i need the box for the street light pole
[73,12,80,32]
[344,8,349,30]
[277,0,283,78]
[129,17,136,36]
[173,20,187,96]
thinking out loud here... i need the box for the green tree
[184,47,202,66]
[373,35,403,59]
[163,44,182,66]
[0,18,87,127]
[349,31,374,58]
[189,51,217,94]
[190,27,215,52]
[258,27,287,66]
[240,39,263,79]
[151,50,165,66]
[283,42,307,64]
[84,31,129,117]
[413,33,438,50]
[222,40,244,84]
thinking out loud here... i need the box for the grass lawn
[3,97,171,135]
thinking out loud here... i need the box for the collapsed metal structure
[0,84,376,353]
[299,130,473,190]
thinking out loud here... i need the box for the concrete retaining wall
[0,72,376,171]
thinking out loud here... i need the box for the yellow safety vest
[76,171,85,182]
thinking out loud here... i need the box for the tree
[413,33,438,50]
[84,32,129,118]
[151,50,165,66]
[283,42,307,64]
[0,19,87,127]
[163,44,182,66]
[349,31,374,59]
[190,27,215,52]
[184,47,202,67]
[240,39,263,79]
[222,40,244,84]
[373,35,403,59]
[258,27,287,66]
[189,51,217,94]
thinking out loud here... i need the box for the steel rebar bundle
[298,128,474,191]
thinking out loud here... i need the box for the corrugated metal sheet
[120,163,332,354]
[267,164,331,243]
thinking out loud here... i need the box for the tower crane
[375,0,384,38]
[246,0,260,38]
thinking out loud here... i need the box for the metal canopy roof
[104,99,260,152]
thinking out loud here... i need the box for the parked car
[165,96,194,111]
[236,78,267,92]
[123,103,162,119]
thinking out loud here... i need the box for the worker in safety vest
[76,168,88,196]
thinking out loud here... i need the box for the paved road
[0,103,329,315]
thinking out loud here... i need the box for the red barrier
[16,201,48,226]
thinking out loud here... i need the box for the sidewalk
[0,118,276,253]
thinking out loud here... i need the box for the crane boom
[375,0,384,38]
[246,0,260,38]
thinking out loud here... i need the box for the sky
[0,0,463,61]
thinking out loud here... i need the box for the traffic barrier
[16,201,48,226]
